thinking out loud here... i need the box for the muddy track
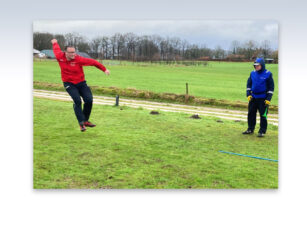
[34,89,278,126]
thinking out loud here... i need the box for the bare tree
[260,40,271,59]
[137,35,159,61]
[64,33,77,46]
[78,41,91,53]
[114,33,125,60]
[90,37,102,59]
[196,43,210,58]
[64,32,86,50]
[101,36,110,59]
[170,37,181,60]
[125,33,138,61]
[185,44,201,59]
[230,40,240,54]
[271,50,278,63]
[33,31,277,62]
[244,40,257,60]
[181,39,188,57]
[213,45,225,59]
[159,37,168,60]
[33,32,54,50]
[110,35,117,60]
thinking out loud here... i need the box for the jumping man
[51,39,110,132]
[242,57,275,137]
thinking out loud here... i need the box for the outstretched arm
[77,56,110,75]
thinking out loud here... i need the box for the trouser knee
[73,98,82,107]
[83,98,93,104]
[83,94,93,104]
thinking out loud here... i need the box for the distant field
[33,60,278,105]
[34,97,278,189]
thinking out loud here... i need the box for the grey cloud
[33,20,278,50]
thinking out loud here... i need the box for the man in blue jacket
[242,57,275,137]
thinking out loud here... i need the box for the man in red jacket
[51,38,110,132]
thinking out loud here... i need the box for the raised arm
[51,39,63,60]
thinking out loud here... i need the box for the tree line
[33,32,278,62]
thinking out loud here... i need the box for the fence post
[115,95,119,106]
[185,83,189,103]
[186,83,189,95]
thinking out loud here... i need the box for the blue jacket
[246,58,274,101]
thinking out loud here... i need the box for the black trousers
[63,81,93,124]
[248,98,269,133]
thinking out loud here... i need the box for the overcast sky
[33,20,278,50]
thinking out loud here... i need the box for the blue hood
[254,57,265,72]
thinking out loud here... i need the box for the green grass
[33,97,278,189]
[33,60,278,106]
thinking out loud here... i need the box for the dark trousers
[248,98,269,133]
[63,81,93,125]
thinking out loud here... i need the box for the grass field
[33,97,278,189]
[33,60,278,105]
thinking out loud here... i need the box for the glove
[247,95,253,102]
[265,100,270,105]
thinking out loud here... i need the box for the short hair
[65,45,75,51]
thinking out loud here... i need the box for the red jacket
[52,42,106,84]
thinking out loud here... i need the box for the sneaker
[242,129,254,134]
[257,132,265,137]
[84,121,96,127]
[80,124,86,132]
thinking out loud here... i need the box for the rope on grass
[219,150,278,162]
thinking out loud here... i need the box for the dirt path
[34,89,278,126]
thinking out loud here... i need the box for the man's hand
[247,95,253,102]
[104,69,110,75]
[265,100,270,105]
[51,39,58,44]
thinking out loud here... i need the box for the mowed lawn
[33,97,278,189]
[33,61,279,105]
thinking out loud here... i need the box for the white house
[33,49,46,58]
